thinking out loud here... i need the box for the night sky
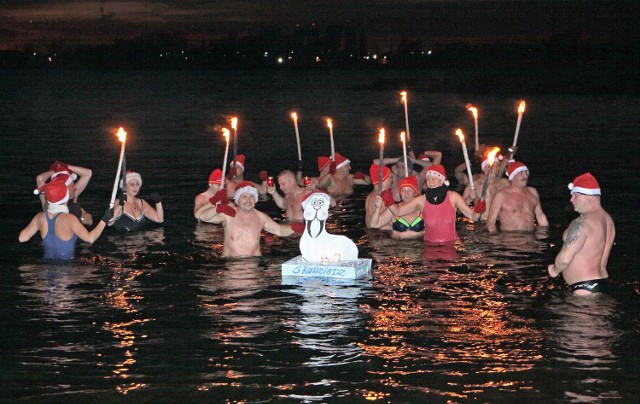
[1,0,639,51]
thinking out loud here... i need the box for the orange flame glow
[487,147,501,165]
[400,131,406,142]
[468,106,478,119]
[455,128,465,142]
[400,91,407,103]
[221,128,230,142]
[116,127,127,143]
[379,128,385,144]
[326,118,332,129]
[291,112,297,121]
[518,101,526,114]
[231,117,238,130]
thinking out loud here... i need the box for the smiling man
[486,160,549,233]
[198,181,303,257]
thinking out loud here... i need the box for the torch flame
[455,128,464,142]
[231,117,238,129]
[378,128,385,144]
[487,147,501,165]
[400,131,405,142]
[468,106,478,119]
[327,118,332,129]
[222,128,230,142]
[291,112,297,120]
[518,101,526,114]
[116,127,127,143]
[400,91,407,103]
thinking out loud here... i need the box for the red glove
[291,221,305,234]
[259,170,269,182]
[329,161,336,174]
[353,171,365,180]
[216,204,236,217]
[209,189,230,206]
[473,199,487,214]
[380,189,396,207]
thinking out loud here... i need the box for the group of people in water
[19,143,615,295]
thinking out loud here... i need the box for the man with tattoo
[487,160,549,232]
[548,173,615,294]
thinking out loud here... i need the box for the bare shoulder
[564,216,585,244]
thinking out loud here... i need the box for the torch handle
[480,166,492,199]
[109,144,126,208]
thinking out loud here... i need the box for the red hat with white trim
[568,172,601,196]
[208,169,222,185]
[234,181,258,201]
[334,152,350,169]
[51,165,77,186]
[369,164,391,185]
[400,176,419,194]
[507,161,528,181]
[34,177,69,205]
[301,191,331,210]
[426,164,449,186]
[231,154,245,169]
[317,156,331,172]
[417,153,431,162]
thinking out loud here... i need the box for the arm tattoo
[565,217,583,245]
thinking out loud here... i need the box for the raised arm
[68,164,92,196]
[449,191,480,221]
[262,212,295,237]
[369,196,393,229]
[267,186,285,210]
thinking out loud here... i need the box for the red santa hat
[334,152,350,169]
[208,169,222,185]
[34,178,69,205]
[417,153,431,162]
[234,181,259,202]
[317,156,331,172]
[369,164,391,185]
[568,172,601,196]
[399,176,419,194]
[507,161,528,181]
[425,164,449,186]
[301,191,331,210]
[231,154,245,169]
[50,166,77,186]
[125,171,142,186]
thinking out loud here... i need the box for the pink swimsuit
[422,192,457,244]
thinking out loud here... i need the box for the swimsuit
[422,192,457,244]
[113,201,148,232]
[393,215,425,232]
[43,213,78,260]
[570,278,609,293]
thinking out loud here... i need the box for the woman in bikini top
[109,171,164,232]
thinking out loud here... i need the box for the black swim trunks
[570,278,609,293]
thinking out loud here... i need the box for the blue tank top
[43,213,78,260]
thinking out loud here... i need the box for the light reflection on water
[1,68,639,401]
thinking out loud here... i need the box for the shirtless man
[486,160,549,233]
[224,154,268,199]
[548,173,615,294]
[463,153,509,221]
[316,152,370,196]
[198,182,303,257]
[194,168,222,219]
[19,178,112,260]
[267,169,314,222]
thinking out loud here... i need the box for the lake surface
[1,67,639,401]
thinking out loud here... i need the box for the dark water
[1,68,639,401]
